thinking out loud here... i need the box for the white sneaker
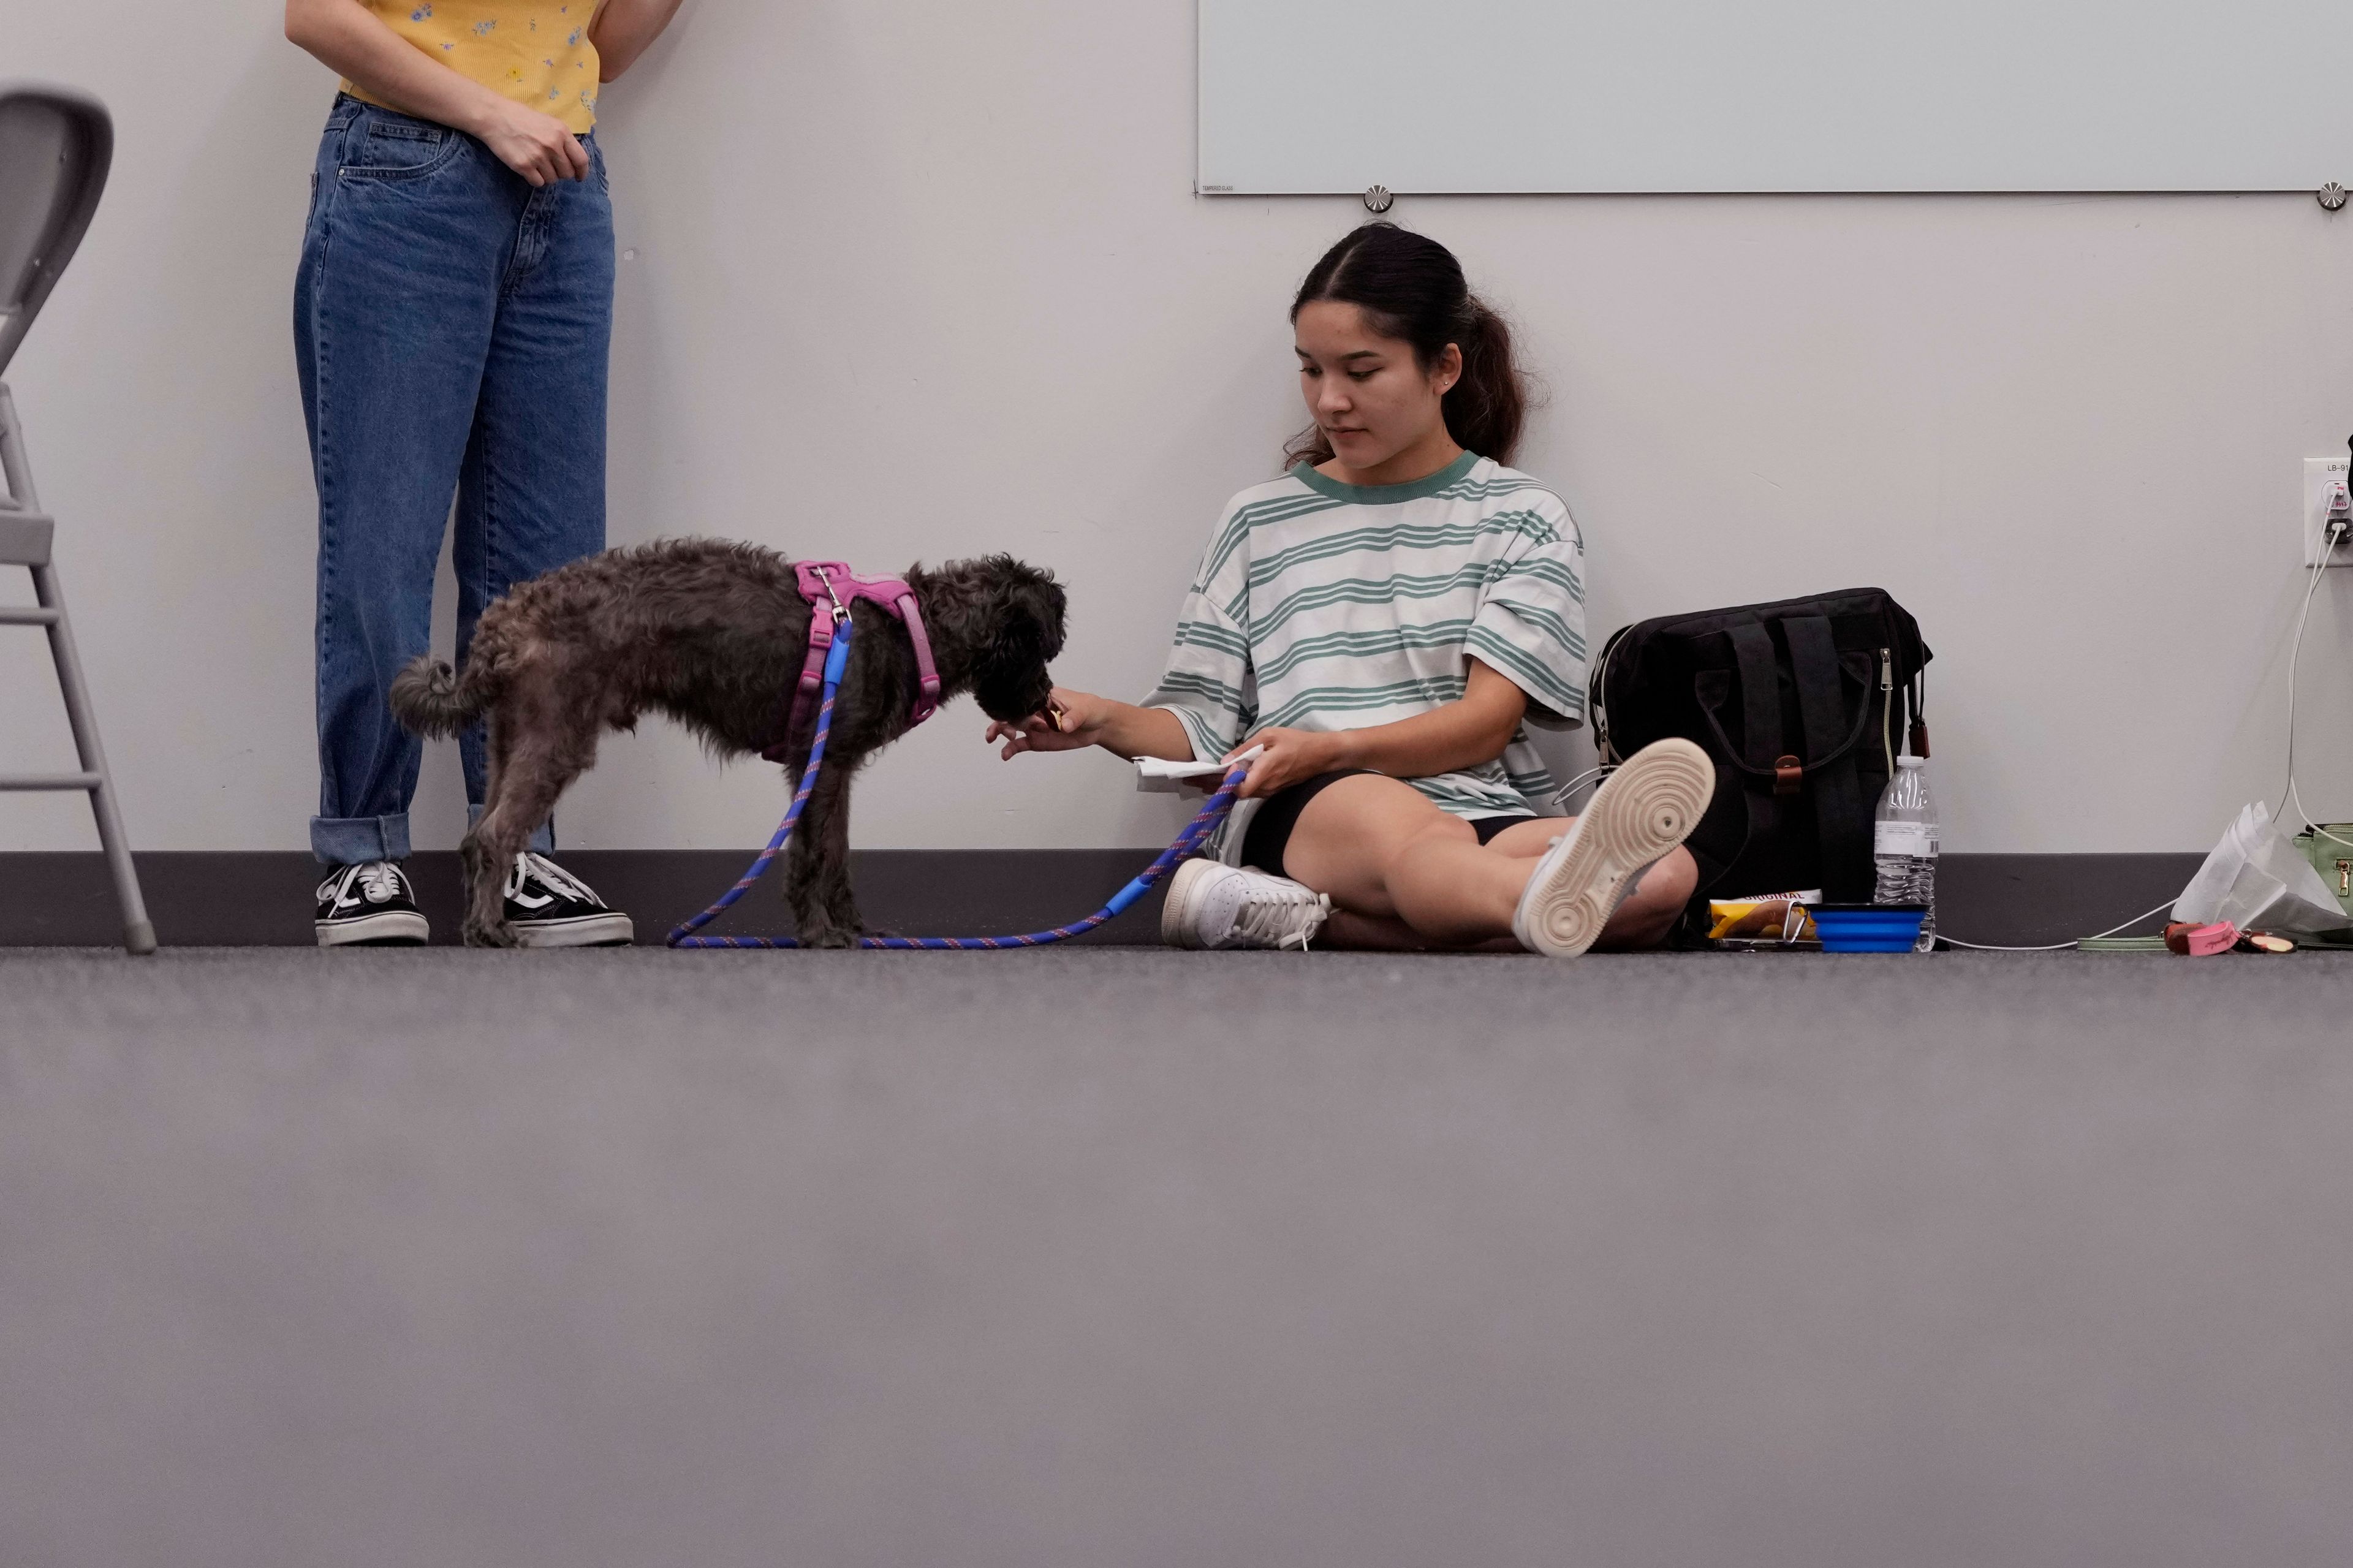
[1512,737,1715,957]
[1161,858,1333,950]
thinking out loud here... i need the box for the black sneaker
[315,860,430,947]
[502,852,634,948]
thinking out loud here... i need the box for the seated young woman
[988,224,1712,954]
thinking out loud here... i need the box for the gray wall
[8,1,2352,854]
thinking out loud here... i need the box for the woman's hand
[1229,727,1352,798]
[987,689,1197,763]
[473,97,589,186]
[286,0,590,185]
[988,687,1107,759]
[1224,664,1528,793]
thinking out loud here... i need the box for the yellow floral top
[343,1,603,134]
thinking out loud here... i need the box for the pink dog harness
[762,562,941,761]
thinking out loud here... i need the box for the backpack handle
[1694,648,1876,782]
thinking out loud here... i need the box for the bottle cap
[1896,753,1924,766]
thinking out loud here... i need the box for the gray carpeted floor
[3,947,2350,1567]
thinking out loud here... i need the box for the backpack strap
[1588,624,1633,764]
[1722,620,1785,771]
[1683,623,1787,908]
[1784,615,1871,899]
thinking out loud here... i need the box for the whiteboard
[1199,0,2353,195]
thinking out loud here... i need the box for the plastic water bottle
[1872,754,1938,952]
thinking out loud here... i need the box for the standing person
[989,224,1714,953]
[285,0,688,946]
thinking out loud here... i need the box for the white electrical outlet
[2304,457,2352,567]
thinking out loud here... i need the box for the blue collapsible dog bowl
[1810,904,1928,952]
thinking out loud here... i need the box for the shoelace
[316,862,402,905]
[510,851,601,906]
[1231,884,1333,951]
[355,862,403,904]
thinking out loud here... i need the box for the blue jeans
[295,96,613,865]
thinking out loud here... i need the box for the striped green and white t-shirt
[1145,450,1588,824]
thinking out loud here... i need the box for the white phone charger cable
[1938,896,2181,952]
[1549,763,1615,811]
[2277,482,2353,852]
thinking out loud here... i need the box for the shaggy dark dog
[390,539,1065,948]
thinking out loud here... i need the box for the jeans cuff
[466,803,556,855]
[311,813,412,866]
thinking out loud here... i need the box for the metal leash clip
[811,565,851,624]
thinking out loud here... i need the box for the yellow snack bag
[1707,893,1821,942]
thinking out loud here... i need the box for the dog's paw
[803,926,858,950]
[463,917,520,949]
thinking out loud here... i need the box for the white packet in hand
[1134,746,1263,795]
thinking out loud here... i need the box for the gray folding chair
[0,83,154,953]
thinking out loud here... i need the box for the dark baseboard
[0,850,1179,947]
[1930,853,2207,948]
[0,849,2206,949]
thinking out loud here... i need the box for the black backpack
[1590,588,1931,904]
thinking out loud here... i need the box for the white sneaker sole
[316,909,430,947]
[1513,738,1715,957]
[1161,858,1219,950]
[509,911,635,949]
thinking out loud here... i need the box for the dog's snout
[981,680,1051,725]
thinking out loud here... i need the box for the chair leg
[32,561,155,955]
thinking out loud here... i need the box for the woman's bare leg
[1477,817,1696,950]
[1278,775,1696,951]
[1319,909,1520,952]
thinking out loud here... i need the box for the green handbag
[2292,824,2353,920]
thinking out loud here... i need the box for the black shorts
[1238,769,1537,877]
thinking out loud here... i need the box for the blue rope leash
[667,616,1247,950]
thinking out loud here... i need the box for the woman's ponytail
[1286,223,1530,469]
[1442,300,1524,469]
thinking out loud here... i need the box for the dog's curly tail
[389,656,490,738]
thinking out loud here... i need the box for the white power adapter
[2303,462,2353,567]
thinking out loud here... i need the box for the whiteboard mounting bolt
[1363,184,1394,214]
[2321,183,2347,212]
